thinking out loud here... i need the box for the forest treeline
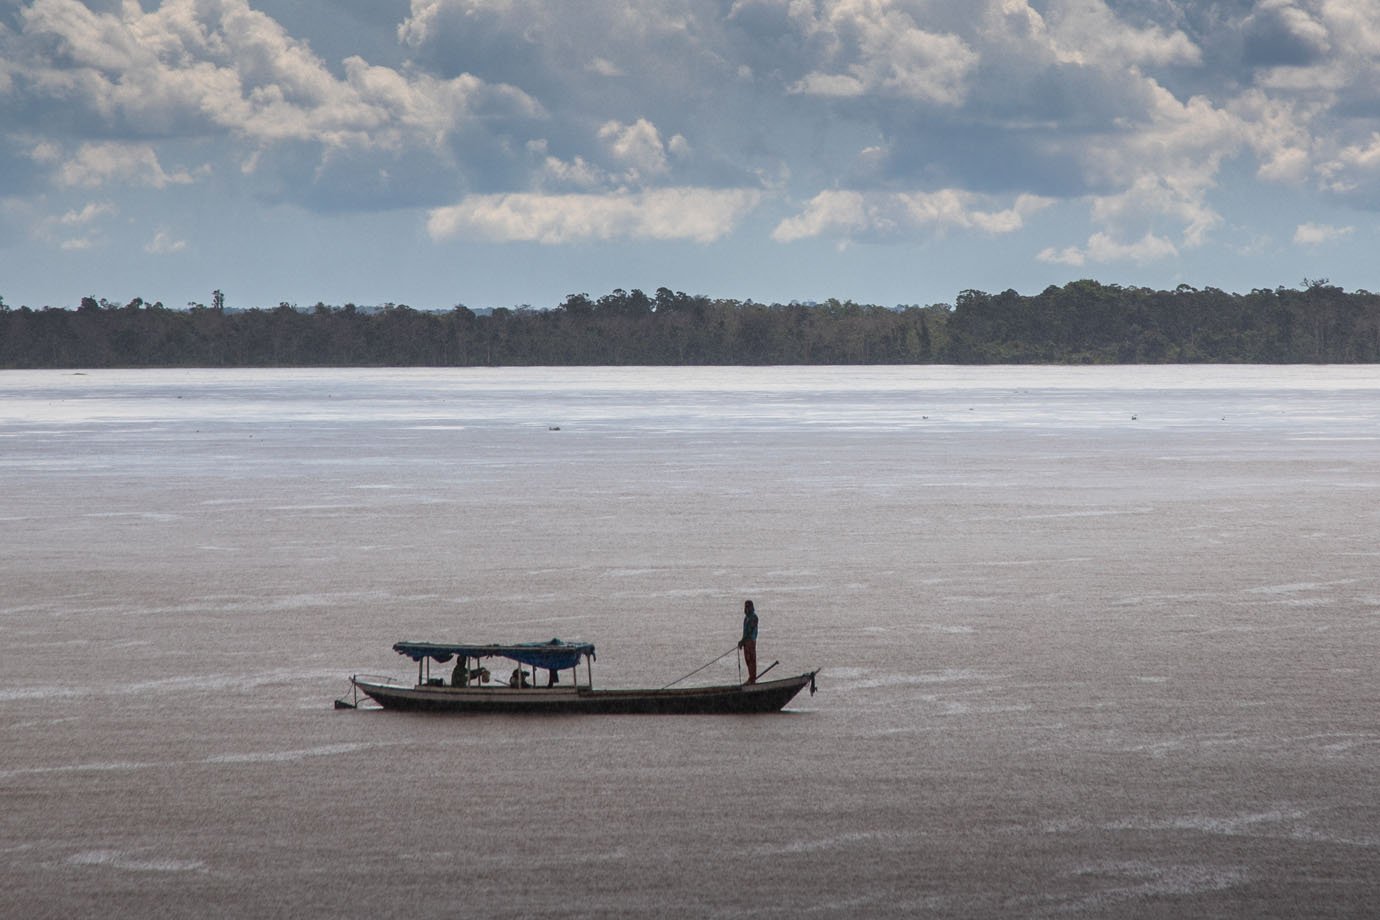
[2,279,1378,367]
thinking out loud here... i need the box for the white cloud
[340,57,543,150]
[1231,89,1315,184]
[785,1,977,105]
[1246,1,1380,199]
[1293,221,1352,245]
[598,118,680,182]
[1040,0,1201,69]
[427,187,761,243]
[531,121,692,192]
[12,0,539,152]
[400,0,700,53]
[537,153,606,190]
[1037,232,1179,267]
[35,197,115,250]
[771,190,869,242]
[58,201,116,226]
[145,230,188,254]
[51,142,196,190]
[9,0,1380,305]
[1070,86,1244,250]
[772,188,1051,243]
[1318,131,1380,195]
[1247,0,1331,57]
[588,57,623,77]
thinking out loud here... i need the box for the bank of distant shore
[2,279,1376,367]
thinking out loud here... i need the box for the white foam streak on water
[67,850,208,873]
[204,742,375,764]
[2,366,1378,918]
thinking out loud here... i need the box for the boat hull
[350,671,816,715]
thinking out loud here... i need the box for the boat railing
[335,673,402,710]
[354,673,404,686]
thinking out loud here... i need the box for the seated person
[508,667,532,688]
[453,663,491,687]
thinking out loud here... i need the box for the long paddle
[660,646,740,690]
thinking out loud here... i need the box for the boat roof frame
[393,640,595,672]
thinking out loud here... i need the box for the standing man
[739,599,758,684]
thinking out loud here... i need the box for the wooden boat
[341,639,817,715]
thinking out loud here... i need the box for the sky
[3,0,1380,312]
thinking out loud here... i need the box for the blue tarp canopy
[393,639,595,671]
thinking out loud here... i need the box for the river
[1,366,1376,918]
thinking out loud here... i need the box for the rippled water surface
[2,366,1377,918]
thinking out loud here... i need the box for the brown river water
[1,367,1376,918]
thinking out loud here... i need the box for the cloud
[734,1,1235,256]
[1230,89,1314,184]
[1020,79,1245,258]
[48,142,197,189]
[9,0,1380,296]
[145,229,188,254]
[1,1,1251,237]
[1241,1,1380,200]
[588,57,623,78]
[427,187,761,243]
[1040,0,1201,70]
[1293,221,1352,245]
[526,118,693,193]
[57,200,116,226]
[1242,1,1332,68]
[534,150,606,190]
[773,188,1051,243]
[784,1,977,105]
[597,118,685,183]
[6,0,540,183]
[1318,132,1380,200]
[34,197,116,251]
[1037,232,1179,267]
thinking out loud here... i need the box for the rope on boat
[660,646,740,690]
[333,675,359,709]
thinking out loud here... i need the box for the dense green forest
[2,280,1378,367]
